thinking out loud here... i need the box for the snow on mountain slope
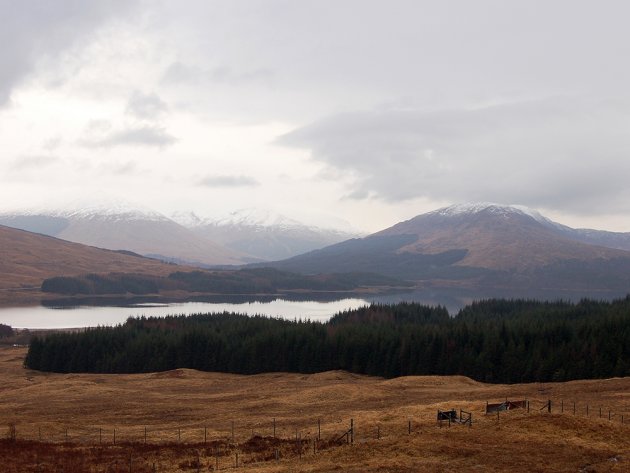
[0,200,249,266]
[177,208,361,261]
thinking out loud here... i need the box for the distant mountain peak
[430,202,551,224]
[213,208,304,229]
[1,195,169,222]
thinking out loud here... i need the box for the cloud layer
[282,97,630,215]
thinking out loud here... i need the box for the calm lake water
[0,298,371,329]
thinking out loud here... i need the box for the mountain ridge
[254,203,630,296]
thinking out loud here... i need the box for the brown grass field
[0,345,628,472]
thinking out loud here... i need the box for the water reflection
[0,297,371,329]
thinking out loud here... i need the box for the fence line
[5,396,624,449]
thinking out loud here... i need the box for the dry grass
[0,346,628,472]
[0,225,194,306]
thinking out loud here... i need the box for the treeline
[0,324,13,338]
[41,268,411,296]
[24,298,630,383]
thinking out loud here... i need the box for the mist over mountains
[3,199,630,302]
[172,208,360,262]
[0,203,358,266]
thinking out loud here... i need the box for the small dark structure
[486,400,527,414]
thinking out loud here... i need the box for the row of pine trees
[25,298,630,383]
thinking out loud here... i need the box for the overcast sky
[1,0,630,232]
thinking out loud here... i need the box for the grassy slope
[0,225,189,306]
[0,346,628,472]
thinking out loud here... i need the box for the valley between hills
[0,345,629,472]
[1,203,629,471]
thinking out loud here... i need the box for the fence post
[600,407,602,418]
[318,418,320,441]
[351,419,354,444]
[548,400,552,413]
[408,419,411,435]
[527,400,530,413]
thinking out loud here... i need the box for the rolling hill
[0,224,183,305]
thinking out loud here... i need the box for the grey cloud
[0,0,137,106]
[280,97,630,215]
[10,154,60,170]
[198,175,259,188]
[162,61,273,86]
[83,125,177,149]
[126,91,168,119]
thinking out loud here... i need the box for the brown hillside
[379,206,629,271]
[55,217,248,266]
[0,225,185,306]
[0,346,628,472]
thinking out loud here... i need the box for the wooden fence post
[351,419,354,444]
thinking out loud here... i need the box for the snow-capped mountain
[257,202,630,296]
[173,208,361,262]
[0,200,249,266]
